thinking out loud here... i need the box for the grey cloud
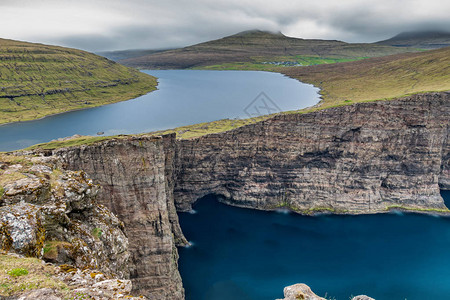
[0,0,449,52]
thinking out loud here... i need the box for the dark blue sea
[178,190,450,300]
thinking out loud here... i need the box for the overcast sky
[0,0,449,52]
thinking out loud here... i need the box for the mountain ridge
[118,30,419,69]
[377,30,450,49]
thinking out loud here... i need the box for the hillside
[0,38,157,124]
[119,30,420,69]
[281,46,450,108]
[97,48,171,61]
[377,30,450,49]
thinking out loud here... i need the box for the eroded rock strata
[3,92,448,299]
[174,92,450,213]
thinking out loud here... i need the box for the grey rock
[276,283,326,300]
[0,202,44,257]
[15,288,62,300]
[352,296,375,300]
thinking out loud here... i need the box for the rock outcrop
[174,92,450,213]
[0,154,130,278]
[276,283,375,300]
[352,296,375,300]
[277,283,326,300]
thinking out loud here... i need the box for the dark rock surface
[174,92,450,214]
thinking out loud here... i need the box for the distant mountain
[376,30,450,49]
[0,38,157,124]
[118,30,419,69]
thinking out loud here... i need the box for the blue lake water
[178,190,450,300]
[0,70,319,151]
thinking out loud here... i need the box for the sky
[0,0,449,52]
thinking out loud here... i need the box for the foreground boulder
[352,296,375,300]
[277,284,375,300]
[277,283,326,300]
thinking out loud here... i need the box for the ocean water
[0,70,319,151]
[178,191,450,300]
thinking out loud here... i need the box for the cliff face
[54,136,184,300]
[174,92,450,213]
[22,91,447,299]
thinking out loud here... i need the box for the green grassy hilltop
[0,38,157,124]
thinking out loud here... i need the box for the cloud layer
[1,0,449,51]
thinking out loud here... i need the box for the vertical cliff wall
[54,136,184,300]
[174,92,450,213]
[42,91,449,299]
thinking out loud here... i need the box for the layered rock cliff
[53,136,185,300]
[4,91,447,299]
[174,92,450,213]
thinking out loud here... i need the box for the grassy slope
[120,30,419,69]
[280,46,450,109]
[0,38,157,124]
[0,255,67,297]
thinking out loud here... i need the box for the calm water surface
[0,70,319,151]
[178,191,450,300]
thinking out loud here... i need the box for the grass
[0,38,157,124]
[281,46,450,107]
[91,228,102,239]
[0,255,68,297]
[42,241,73,262]
[150,115,270,139]
[24,135,124,150]
[23,116,271,150]
[386,205,450,214]
[198,55,368,71]
[7,268,29,277]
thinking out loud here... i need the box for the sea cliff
[175,92,449,214]
[1,91,448,299]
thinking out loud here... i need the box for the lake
[0,70,319,151]
[178,190,450,300]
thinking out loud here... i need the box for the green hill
[119,30,420,69]
[281,46,450,108]
[0,38,157,124]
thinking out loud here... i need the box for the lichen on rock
[0,153,130,279]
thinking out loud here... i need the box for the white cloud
[0,0,449,51]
